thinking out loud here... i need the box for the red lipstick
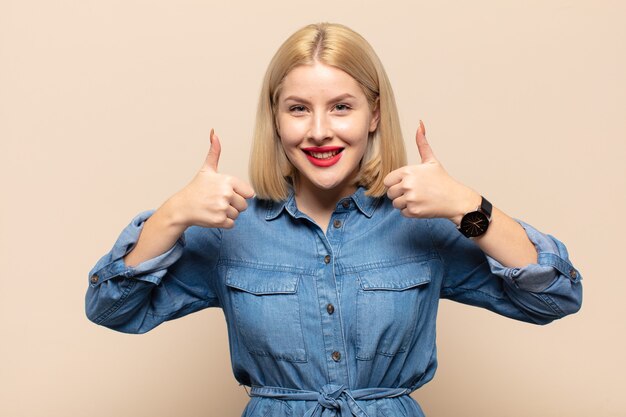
[302,146,344,167]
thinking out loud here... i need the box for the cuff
[486,219,582,292]
[88,210,185,287]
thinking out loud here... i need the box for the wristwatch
[458,196,492,238]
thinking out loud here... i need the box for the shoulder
[221,196,282,237]
[372,199,464,247]
[238,196,278,223]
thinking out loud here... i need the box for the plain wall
[1,0,624,416]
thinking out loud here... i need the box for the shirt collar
[264,187,380,221]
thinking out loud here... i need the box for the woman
[85,22,582,417]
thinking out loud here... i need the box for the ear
[369,98,381,132]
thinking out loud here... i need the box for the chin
[312,177,354,193]
[311,181,341,191]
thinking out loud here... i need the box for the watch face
[460,211,489,237]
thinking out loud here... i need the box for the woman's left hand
[383,120,480,225]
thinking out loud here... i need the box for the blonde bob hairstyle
[250,22,407,201]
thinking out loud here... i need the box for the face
[275,62,380,198]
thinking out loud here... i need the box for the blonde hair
[250,22,406,200]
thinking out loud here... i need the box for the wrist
[450,188,482,226]
[156,197,189,233]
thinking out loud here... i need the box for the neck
[293,180,357,230]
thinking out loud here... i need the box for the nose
[307,112,332,143]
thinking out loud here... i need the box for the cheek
[277,117,306,142]
[278,136,296,153]
[334,117,371,143]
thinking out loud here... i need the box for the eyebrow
[281,93,357,104]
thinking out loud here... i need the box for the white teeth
[309,150,340,159]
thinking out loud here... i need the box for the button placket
[314,227,350,384]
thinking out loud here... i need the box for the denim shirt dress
[85,187,583,417]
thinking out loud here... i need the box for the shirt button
[333,219,342,228]
[90,274,99,284]
[570,269,578,279]
[326,303,335,315]
[342,200,350,209]
[331,351,341,362]
[324,255,331,264]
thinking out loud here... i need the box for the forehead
[279,62,364,100]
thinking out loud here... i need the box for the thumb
[203,128,221,171]
[416,120,436,163]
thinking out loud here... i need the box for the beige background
[1,0,624,416]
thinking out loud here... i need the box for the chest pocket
[226,267,307,363]
[356,261,432,360]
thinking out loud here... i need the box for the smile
[302,147,344,167]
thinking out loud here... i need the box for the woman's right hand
[123,130,254,268]
[163,129,255,230]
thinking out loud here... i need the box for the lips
[302,146,344,167]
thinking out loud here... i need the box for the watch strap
[479,196,493,220]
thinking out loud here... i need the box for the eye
[334,103,351,112]
[289,105,307,113]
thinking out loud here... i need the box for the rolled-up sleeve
[88,210,185,286]
[434,218,582,324]
[85,211,221,333]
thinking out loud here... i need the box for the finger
[383,169,404,188]
[221,218,235,229]
[416,120,436,163]
[400,207,415,218]
[225,205,240,221]
[391,195,407,210]
[203,128,221,171]
[386,182,406,200]
[232,178,255,199]
[229,192,248,212]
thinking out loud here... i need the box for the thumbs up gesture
[383,120,480,224]
[166,129,255,229]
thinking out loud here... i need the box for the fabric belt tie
[249,384,411,417]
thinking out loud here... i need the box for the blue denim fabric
[85,187,582,417]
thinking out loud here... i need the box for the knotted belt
[249,384,411,417]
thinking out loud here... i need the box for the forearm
[472,206,538,267]
[123,200,187,267]
[86,209,221,333]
